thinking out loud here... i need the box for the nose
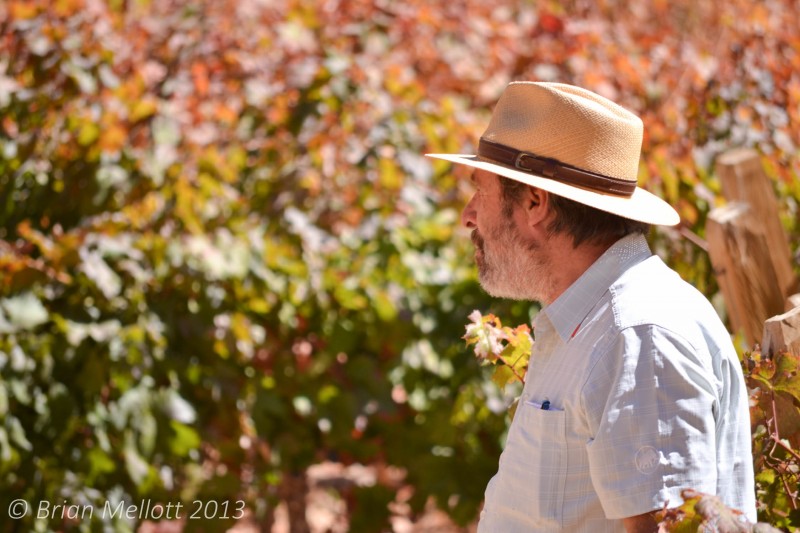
[461,194,477,229]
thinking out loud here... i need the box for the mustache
[471,229,485,250]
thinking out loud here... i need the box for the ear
[523,186,552,229]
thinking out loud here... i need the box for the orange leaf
[99,123,128,153]
[9,1,39,20]
[214,103,237,125]
[191,62,209,96]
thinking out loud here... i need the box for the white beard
[473,226,553,303]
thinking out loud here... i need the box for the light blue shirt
[478,234,756,532]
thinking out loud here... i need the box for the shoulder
[608,255,731,355]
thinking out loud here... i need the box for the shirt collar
[534,233,653,343]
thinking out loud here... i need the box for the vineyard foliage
[1,0,799,531]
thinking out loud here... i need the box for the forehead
[470,168,499,186]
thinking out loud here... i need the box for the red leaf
[538,12,564,34]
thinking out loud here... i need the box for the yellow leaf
[248,298,271,314]
[214,339,230,359]
[231,313,251,341]
[130,98,157,122]
[54,0,83,16]
[77,122,100,146]
[122,192,163,229]
[378,158,402,190]
[175,177,203,234]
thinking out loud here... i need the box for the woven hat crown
[423,81,680,226]
[481,82,644,182]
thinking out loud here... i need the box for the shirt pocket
[487,399,568,528]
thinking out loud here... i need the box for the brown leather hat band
[478,138,636,198]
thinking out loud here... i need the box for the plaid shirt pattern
[478,234,756,532]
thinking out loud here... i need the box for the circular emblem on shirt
[635,446,660,474]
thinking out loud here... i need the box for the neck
[540,236,615,305]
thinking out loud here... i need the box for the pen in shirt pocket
[524,398,555,410]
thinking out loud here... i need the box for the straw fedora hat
[426,82,680,226]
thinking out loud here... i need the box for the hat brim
[426,153,680,226]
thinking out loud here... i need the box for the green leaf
[124,431,157,490]
[372,290,397,321]
[771,352,800,404]
[335,284,368,310]
[6,415,32,451]
[162,389,197,424]
[86,446,117,482]
[0,292,48,332]
[788,508,800,528]
[169,421,201,457]
[756,468,776,486]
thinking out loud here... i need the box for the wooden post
[762,306,800,357]
[715,149,798,299]
[706,202,785,346]
[786,293,800,312]
[705,149,799,347]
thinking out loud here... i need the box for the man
[426,82,756,532]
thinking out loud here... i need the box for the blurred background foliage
[0,0,798,531]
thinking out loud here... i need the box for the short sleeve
[582,325,719,519]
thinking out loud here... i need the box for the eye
[469,174,481,193]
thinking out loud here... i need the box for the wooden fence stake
[786,293,800,312]
[706,202,785,346]
[715,148,797,299]
[705,149,798,347]
[762,305,800,357]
